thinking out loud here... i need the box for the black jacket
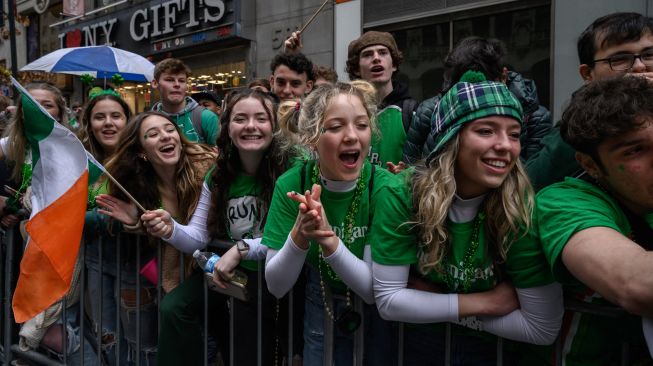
[402,71,552,164]
[380,81,418,134]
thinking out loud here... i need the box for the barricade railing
[0,226,645,366]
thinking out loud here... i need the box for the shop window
[388,5,550,107]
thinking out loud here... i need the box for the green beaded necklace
[311,162,366,331]
[443,211,486,293]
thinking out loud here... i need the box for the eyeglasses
[593,50,653,71]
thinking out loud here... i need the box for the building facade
[2,0,652,118]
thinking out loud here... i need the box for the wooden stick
[102,170,147,212]
[299,0,331,33]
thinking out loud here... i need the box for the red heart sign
[66,29,82,48]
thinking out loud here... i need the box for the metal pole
[229,297,234,366]
[96,235,103,365]
[203,275,208,366]
[136,236,141,366]
[397,323,404,366]
[78,243,85,366]
[444,323,451,366]
[257,263,262,366]
[287,289,294,365]
[2,228,15,366]
[353,297,363,366]
[7,0,18,78]
[496,337,503,366]
[116,233,122,363]
[323,292,334,366]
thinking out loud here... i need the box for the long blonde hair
[412,134,534,275]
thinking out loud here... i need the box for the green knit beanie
[425,71,523,166]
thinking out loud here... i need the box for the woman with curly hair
[258,81,397,365]
[370,71,563,365]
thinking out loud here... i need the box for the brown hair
[206,89,288,240]
[105,111,216,225]
[154,58,192,80]
[313,65,338,84]
[77,94,133,163]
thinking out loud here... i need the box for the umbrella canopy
[21,46,154,82]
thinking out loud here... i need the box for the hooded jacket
[152,97,219,146]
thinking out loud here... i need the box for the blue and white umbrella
[21,46,154,82]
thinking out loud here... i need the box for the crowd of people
[0,10,652,366]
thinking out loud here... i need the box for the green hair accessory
[111,74,125,87]
[88,88,121,100]
[80,74,96,87]
[458,70,487,83]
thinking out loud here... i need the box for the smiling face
[139,115,182,169]
[455,116,522,198]
[270,65,313,101]
[152,71,188,111]
[315,93,371,181]
[29,89,61,121]
[228,97,273,156]
[90,99,127,155]
[357,45,396,86]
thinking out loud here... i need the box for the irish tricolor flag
[12,78,89,323]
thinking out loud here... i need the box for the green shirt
[537,177,649,365]
[369,106,406,168]
[206,168,264,271]
[263,160,392,291]
[371,168,554,292]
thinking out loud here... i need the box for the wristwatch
[236,239,250,258]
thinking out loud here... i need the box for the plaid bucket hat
[425,71,523,166]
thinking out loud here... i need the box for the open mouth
[370,65,384,73]
[482,159,509,170]
[242,135,262,140]
[159,144,176,154]
[339,150,361,168]
[101,130,117,137]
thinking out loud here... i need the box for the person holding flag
[2,80,96,363]
[94,111,217,365]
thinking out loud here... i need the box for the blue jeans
[303,268,398,366]
[84,210,158,365]
[403,324,500,366]
[43,304,99,366]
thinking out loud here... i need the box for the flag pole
[299,0,331,33]
[101,170,147,212]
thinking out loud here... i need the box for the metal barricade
[1,225,647,366]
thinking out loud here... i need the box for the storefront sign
[58,0,237,54]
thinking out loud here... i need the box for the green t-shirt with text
[263,160,392,292]
[206,168,264,271]
[371,169,554,292]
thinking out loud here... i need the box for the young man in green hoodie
[151,58,219,146]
